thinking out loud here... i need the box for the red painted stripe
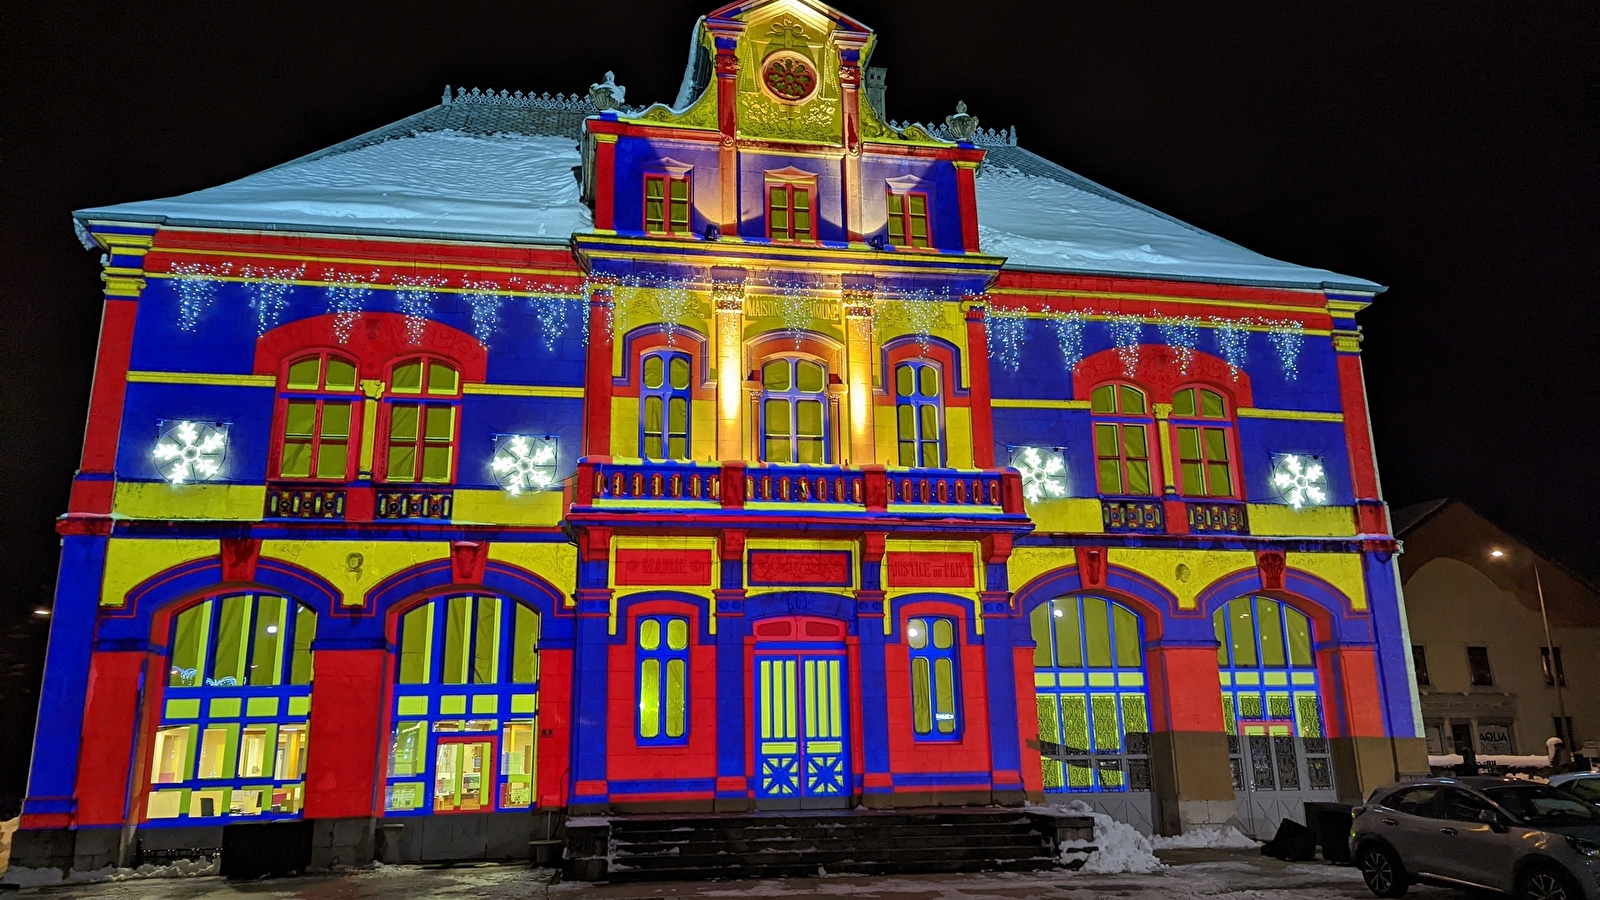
[302,649,390,819]
[74,651,148,825]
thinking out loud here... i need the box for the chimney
[865,67,888,120]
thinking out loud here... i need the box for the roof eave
[994,260,1385,295]
[70,212,580,251]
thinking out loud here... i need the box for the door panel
[433,739,494,813]
[756,653,849,809]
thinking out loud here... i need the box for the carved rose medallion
[762,53,817,101]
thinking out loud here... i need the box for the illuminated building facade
[16,0,1425,872]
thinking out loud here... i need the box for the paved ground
[4,850,1463,900]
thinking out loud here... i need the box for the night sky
[1,1,1595,808]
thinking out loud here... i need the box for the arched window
[1029,596,1149,793]
[640,351,691,460]
[1172,387,1235,498]
[907,616,960,739]
[386,595,540,815]
[382,357,460,483]
[636,615,690,744]
[894,361,942,467]
[274,352,359,480]
[761,358,829,464]
[1213,597,1334,803]
[147,594,316,822]
[1090,384,1154,496]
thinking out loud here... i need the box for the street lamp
[1489,547,1569,757]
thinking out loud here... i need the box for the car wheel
[1356,843,1408,898]
[1517,866,1583,900]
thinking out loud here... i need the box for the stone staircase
[566,807,1092,882]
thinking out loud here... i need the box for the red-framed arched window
[380,356,462,484]
[1089,382,1155,496]
[1171,386,1237,498]
[273,351,361,481]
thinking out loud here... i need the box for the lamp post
[1491,547,1571,758]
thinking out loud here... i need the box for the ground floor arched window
[147,593,315,822]
[1029,595,1151,793]
[384,594,541,815]
[1213,596,1335,806]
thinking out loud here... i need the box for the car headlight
[1568,836,1600,858]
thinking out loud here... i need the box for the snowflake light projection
[985,304,1029,372]
[325,270,378,344]
[1265,319,1305,381]
[1210,316,1252,381]
[152,421,229,484]
[240,264,304,336]
[1011,446,1068,503]
[491,435,558,496]
[1272,454,1328,509]
[170,262,233,332]
[462,278,505,347]
[1109,313,1145,378]
[1158,315,1200,374]
[394,274,446,345]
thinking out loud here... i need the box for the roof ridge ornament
[589,72,626,111]
[945,100,979,143]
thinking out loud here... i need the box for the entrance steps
[566,807,1092,882]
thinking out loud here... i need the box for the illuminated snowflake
[152,421,228,484]
[491,435,558,496]
[1272,454,1328,509]
[1011,446,1068,503]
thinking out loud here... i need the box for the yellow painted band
[461,383,584,399]
[127,370,276,387]
[991,398,1091,410]
[1237,407,1344,422]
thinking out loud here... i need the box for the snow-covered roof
[75,89,1381,292]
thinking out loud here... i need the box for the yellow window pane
[251,594,286,686]
[325,358,357,391]
[1214,608,1229,667]
[287,358,321,390]
[668,397,688,432]
[1119,385,1146,414]
[290,604,315,685]
[1091,384,1117,414]
[316,442,348,480]
[1094,423,1119,458]
[643,396,663,437]
[642,355,664,389]
[1208,462,1233,496]
[427,363,458,395]
[918,365,939,397]
[762,361,790,391]
[1083,597,1112,668]
[934,658,955,733]
[1113,605,1141,668]
[796,360,825,392]
[639,659,661,738]
[212,595,250,685]
[919,405,938,441]
[897,405,915,443]
[1122,425,1148,459]
[646,178,664,199]
[1286,609,1314,667]
[907,618,928,650]
[639,618,661,651]
[197,725,231,779]
[321,402,351,439]
[665,659,686,738]
[932,618,953,649]
[240,726,272,778]
[169,602,210,687]
[1201,389,1225,418]
[1180,461,1205,496]
[150,726,193,784]
[899,439,917,467]
[1177,426,1201,461]
[1125,460,1152,495]
[766,436,791,463]
[910,215,928,245]
[909,194,927,216]
[1053,598,1083,667]
[399,604,434,684]
[424,406,454,441]
[666,617,688,651]
[1097,459,1123,494]
[669,355,690,390]
[512,604,540,684]
[1029,605,1053,669]
[911,657,931,734]
[887,213,905,244]
[391,361,423,394]
[796,400,823,436]
[386,445,415,481]
[1172,388,1195,417]
[1204,428,1229,462]
[1230,598,1258,667]
[1258,598,1286,667]
[645,198,664,229]
[389,405,418,442]
[797,436,823,464]
[471,596,499,684]
[895,364,913,397]
[887,193,903,217]
[443,596,471,685]
[279,441,312,478]
[669,178,688,201]
[764,400,791,436]
[284,401,317,438]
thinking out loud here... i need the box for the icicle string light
[1108,313,1145,378]
[765,275,822,348]
[170,261,233,332]
[238,264,304,336]
[1046,307,1088,372]
[1265,319,1305,381]
[324,270,379,344]
[984,303,1029,372]
[881,284,949,354]
[393,274,447,345]
[461,278,506,347]
[1210,316,1252,381]
[1157,314,1201,375]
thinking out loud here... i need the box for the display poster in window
[1477,723,1514,755]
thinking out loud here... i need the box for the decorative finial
[945,100,979,142]
[589,71,626,111]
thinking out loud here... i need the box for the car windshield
[1559,777,1600,804]
[1483,783,1600,824]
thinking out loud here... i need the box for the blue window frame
[637,615,690,744]
[894,361,943,466]
[907,616,960,739]
[1029,595,1151,793]
[640,351,691,460]
[760,357,829,464]
[147,593,316,823]
[386,595,540,815]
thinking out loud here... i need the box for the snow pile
[77,130,591,243]
[1151,826,1259,850]
[2,856,218,887]
[1053,800,1163,874]
[1429,754,1552,769]
[974,162,1377,289]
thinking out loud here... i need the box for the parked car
[1552,773,1600,807]
[1350,776,1600,900]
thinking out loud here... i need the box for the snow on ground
[2,856,218,887]
[1427,753,1552,768]
[75,131,591,243]
[1045,799,1164,874]
[974,163,1377,289]
[1151,825,1260,850]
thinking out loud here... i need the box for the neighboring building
[1396,499,1600,762]
[14,0,1422,873]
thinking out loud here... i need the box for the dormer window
[886,191,930,249]
[644,174,690,236]
[767,182,814,243]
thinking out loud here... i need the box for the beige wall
[1404,556,1600,756]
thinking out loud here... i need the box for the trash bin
[1302,802,1354,863]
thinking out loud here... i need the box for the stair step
[616,833,1045,855]
[606,854,1061,882]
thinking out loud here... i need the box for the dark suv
[1351,777,1600,900]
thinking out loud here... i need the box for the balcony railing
[576,459,1024,515]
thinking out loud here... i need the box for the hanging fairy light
[889,285,948,354]
[462,278,505,347]
[1272,453,1328,509]
[985,304,1029,372]
[325,270,378,344]
[1265,319,1305,381]
[1010,446,1068,502]
[393,274,446,345]
[491,435,558,495]
[770,276,821,348]
[1047,307,1089,372]
[1109,313,1145,378]
[240,264,305,336]
[1158,315,1201,374]
[1210,316,1252,381]
[170,261,233,332]
[152,420,229,484]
